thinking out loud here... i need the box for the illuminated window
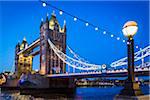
[28,58,30,61]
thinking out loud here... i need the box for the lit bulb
[123,40,125,43]
[85,23,89,26]
[103,31,106,34]
[42,2,46,7]
[95,27,98,31]
[136,46,138,49]
[74,17,77,21]
[117,37,120,40]
[59,11,63,15]
[111,34,114,37]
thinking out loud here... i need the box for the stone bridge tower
[40,12,66,75]
[15,38,33,77]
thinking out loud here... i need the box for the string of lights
[40,0,141,50]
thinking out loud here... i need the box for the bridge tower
[15,38,33,77]
[40,12,66,75]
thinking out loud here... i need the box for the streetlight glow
[122,21,138,38]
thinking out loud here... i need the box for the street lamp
[122,21,138,38]
[123,21,138,83]
[119,21,143,96]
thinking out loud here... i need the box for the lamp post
[123,21,138,84]
[119,21,143,96]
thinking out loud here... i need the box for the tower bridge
[11,12,150,88]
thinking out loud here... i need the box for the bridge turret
[46,13,49,23]
[15,42,20,75]
[15,37,33,77]
[20,37,28,50]
[49,11,60,31]
[40,11,67,75]
[63,20,67,33]
[40,13,50,75]
[15,42,20,53]
[40,18,44,28]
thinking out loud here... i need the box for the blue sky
[0,1,149,72]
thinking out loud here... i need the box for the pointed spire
[47,12,49,17]
[64,20,66,25]
[63,20,66,32]
[40,18,44,27]
[17,40,20,46]
[23,37,26,41]
[46,13,49,22]
[46,16,49,22]
[16,41,20,47]
[51,10,56,17]
[41,18,44,22]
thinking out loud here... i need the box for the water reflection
[0,86,149,100]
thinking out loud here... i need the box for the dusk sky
[0,1,149,72]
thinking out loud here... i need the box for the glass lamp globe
[122,21,138,38]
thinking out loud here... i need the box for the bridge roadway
[46,69,150,78]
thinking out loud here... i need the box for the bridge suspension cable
[110,45,150,68]
[67,46,89,63]
[48,39,102,70]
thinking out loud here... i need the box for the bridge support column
[73,67,75,73]
[40,18,50,75]
[68,65,70,73]
[48,78,75,88]
[15,39,33,77]
[140,48,144,68]
[39,14,67,75]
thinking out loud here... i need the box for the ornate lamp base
[114,81,145,100]
[119,81,143,96]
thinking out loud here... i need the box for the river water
[0,86,149,100]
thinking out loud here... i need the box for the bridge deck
[45,70,149,78]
